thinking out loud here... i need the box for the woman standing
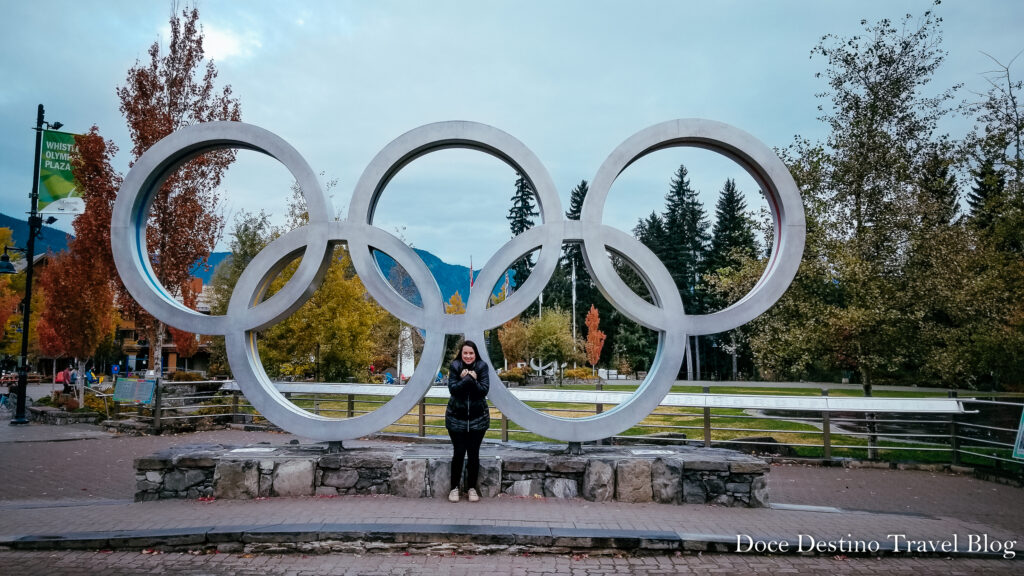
[445,340,490,502]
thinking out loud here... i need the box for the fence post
[152,377,162,433]
[231,390,239,424]
[418,397,426,437]
[347,394,355,418]
[949,390,960,466]
[501,413,509,442]
[314,396,320,416]
[821,388,831,461]
[703,386,711,448]
[596,380,604,414]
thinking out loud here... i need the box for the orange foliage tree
[37,127,121,402]
[0,229,19,344]
[36,249,114,403]
[167,281,200,366]
[114,6,241,373]
[584,305,606,375]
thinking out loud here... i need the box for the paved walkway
[1,421,1021,575]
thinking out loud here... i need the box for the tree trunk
[685,337,693,380]
[730,333,738,380]
[154,321,166,377]
[694,336,701,380]
[861,366,878,460]
[76,358,87,407]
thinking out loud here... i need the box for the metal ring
[112,122,330,337]
[112,119,805,443]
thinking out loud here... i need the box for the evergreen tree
[506,172,539,294]
[916,146,960,228]
[660,164,710,313]
[706,179,757,276]
[559,180,596,340]
[563,180,589,277]
[704,178,758,379]
[967,147,1007,230]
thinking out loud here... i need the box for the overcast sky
[2,0,1022,268]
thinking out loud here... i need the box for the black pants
[448,428,487,491]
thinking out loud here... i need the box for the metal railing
[106,379,1023,476]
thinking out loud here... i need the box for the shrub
[564,367,594,380]
[171,371,204,382]
[499,366,530,384]
[83,392,108,414]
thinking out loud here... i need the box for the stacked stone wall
[135,444,769,507]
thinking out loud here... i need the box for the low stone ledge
[28,406,102,425]
[134,442,769,507]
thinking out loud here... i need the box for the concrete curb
[1,524,1018,559]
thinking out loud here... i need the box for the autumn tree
[34,126,122,401]
[115,5,241,375]
[497,318,529,365]
[445,291,466,314]
[526,309,577,386]
[584,305,605,376]
[0,228,20,348]
[36,249,115,404]
[167,280,200,370]
[258,246,387,382]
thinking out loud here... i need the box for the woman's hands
[460,369,477,380]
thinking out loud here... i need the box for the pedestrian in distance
[445,339,490,503]
[61,366,73,394]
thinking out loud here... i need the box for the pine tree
[506,172,539,292]
[661,164,710,313]
[634,211,667,259]
[916,147,960,228]
[560,180,593,339]
[967,147,1007,231]
[563,180,589,278]
[707,179,757,276]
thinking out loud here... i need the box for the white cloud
[201,23,261,62]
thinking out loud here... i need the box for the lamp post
[3,104,61,425]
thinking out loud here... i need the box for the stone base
[134,441,769,507]
[28,406,102,425]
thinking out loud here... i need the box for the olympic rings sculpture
[111,119,805,442]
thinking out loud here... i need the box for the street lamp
[2,104,62,425]
[0,246,27,275]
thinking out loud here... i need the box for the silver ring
[111,119,805,442]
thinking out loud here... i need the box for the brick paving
[0,549,1018,575]
[1,421,1022,575]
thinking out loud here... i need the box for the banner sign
[38,129,84,214]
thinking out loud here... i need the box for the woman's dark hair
[458,340,481,367]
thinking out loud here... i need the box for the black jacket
[445,358,491,433]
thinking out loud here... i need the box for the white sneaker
[448,488,460,503]
[467,488,480,502]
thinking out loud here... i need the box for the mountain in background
[202,248,500,305]
[0,212,71,255]
[0,211,501,307]
[373,248,501,306]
